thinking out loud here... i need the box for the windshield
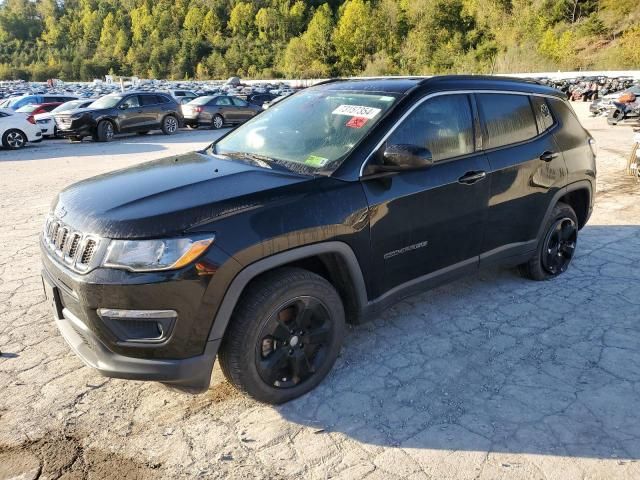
[189,95,215,105]
[212,90,398,173]
[53,100,84,113]
[89,95,123,109]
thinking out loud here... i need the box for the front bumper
[52,298,220,390]
[40,239,237,390]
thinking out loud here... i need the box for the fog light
[97,309,177,344]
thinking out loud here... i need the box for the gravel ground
[1,104,639,480]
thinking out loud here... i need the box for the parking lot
[0,103,639,479]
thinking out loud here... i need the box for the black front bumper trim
[56,307,219,392]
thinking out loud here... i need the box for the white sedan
[34,99,95,137]
[0,108,42,149]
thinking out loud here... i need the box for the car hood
[55,107,109,117]
[51,151,313,239]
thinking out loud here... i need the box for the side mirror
[368,144,433,174]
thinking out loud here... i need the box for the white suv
[0,108,42,149]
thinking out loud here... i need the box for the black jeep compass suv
[54,92,183,142]
[41,76,596,404]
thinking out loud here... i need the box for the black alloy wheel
[541,217,577,275]
[255,296,333,389]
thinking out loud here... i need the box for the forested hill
[0,0,638,81]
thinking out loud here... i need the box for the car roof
[313,75,565,98]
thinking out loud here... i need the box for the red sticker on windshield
[346,116,368,128]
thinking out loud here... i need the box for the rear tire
[519,202,578,281]
[94,120,114,142]
[161,115,178,135]
[211,114,224,130]
[218,267,345,404]
[2,129,27,149]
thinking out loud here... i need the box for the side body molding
[207,241,369,341]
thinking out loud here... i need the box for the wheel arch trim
[536,180,593,240]
[207,241,368,342]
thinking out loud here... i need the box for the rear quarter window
[530,96,556,133]
[477,93,538,149]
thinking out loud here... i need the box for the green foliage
[0,0,637,81]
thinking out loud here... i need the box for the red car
[16,102,64,124]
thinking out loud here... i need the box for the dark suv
[41,76,596,404]
[54,92,183,142]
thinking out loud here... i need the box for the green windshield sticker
[304,155,329,167]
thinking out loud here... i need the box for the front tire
[94,120,115,142]
[219,268,345,404]
[519,202,578,281]
[2,129,27,149]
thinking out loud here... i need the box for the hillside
[0,0,638,81]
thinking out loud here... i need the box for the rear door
[477,93,567,264]
[139,94,161,128]
[214,96,234,122]
[362,93,491,296]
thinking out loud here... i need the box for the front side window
[385,94,475,162]
[477,93,538,149]
[122,96,140,108]
[213,89,398,173]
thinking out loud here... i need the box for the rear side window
[477,94,538,149]
[158,95,171,104]
[386,94,474,162]
[231,97,249,107]
[215,97,232,106]
[42,104,58,112]
[140,95,156,106]
[530,96,556,133]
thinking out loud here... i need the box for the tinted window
[157,95,170,104]
[42,104,59,112]
[140,95,157,106]
[215,97,232,106]
[386,94,474,162]
[231,97,249,107]
[477,94,538,149]
[530,96,556,133]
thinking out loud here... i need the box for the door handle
[458,171,487,185]
[539,151,558,162]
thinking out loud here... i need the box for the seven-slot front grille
[43,216,104,273]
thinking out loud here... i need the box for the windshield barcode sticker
[332,104,382,119]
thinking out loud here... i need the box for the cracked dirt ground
[1,103,639,479]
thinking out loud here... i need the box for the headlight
[102,235,214,272]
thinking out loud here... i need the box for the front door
[361,93,491,297]
[118,95,142,131]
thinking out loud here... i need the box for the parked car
[34,99,96,137]
[182,95,261,129]
[54,92,183,142]
[5,94,77,110]
[243,93,278,107]
[16,102,64,127]
[0,108,42,149]
[166,90,197,101]
[40,76,596,403]
[590,84,640,116]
